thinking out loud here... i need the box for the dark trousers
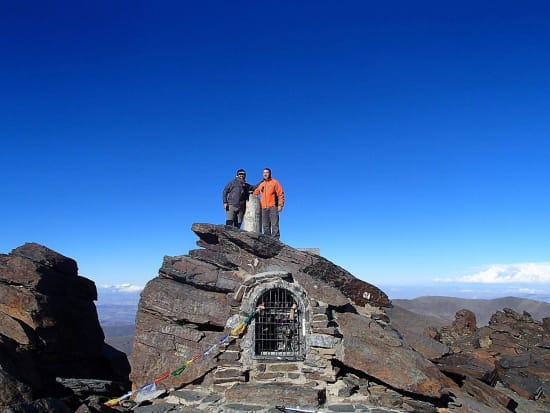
[225,205,243,228]
[261,207,280,239]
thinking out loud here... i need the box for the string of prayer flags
[104,390,132,407]
[104,306,261,407]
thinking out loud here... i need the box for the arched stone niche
[238,272,312,364]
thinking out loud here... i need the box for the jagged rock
[189,223,391,308]
[335,311,454,398]
[436,349,498,384]
[459,376,518,412]
[496,351,550,401]
[452,309,477,333]
[439,309,477,348]
[55,378,128,398]
[447,385,514,413]
[424,325,441,341]
[398,328,450,361]
[0,243,131,411]
[433,306,550,410]
[485,308,544,355]
[484,308,550,403]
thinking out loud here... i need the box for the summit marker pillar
[243,195,261,232]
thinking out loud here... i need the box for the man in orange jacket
[253,167,285,239]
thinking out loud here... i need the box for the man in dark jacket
[222,168,254,228]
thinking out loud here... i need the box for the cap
[236,169,246,175]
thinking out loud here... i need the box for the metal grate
[254,288,303,360]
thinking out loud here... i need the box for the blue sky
[2,1,550,301]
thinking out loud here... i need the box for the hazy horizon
[95,282,550,306]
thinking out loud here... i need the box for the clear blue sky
[2,1,550,300]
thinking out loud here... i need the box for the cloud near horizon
[457,262,550,284]
[98,283,143,293]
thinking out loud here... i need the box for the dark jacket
[222,178,254,208]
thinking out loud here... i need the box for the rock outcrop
[130,223,458,411]
[0,243,130,411]
[429,307,550,411]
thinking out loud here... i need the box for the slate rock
[0,243,130,411]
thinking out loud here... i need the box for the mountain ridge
[392,295,550,326]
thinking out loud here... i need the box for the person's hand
[223,203,228,210]
[277,206,283,213]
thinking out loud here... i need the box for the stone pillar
[243,195,261,232]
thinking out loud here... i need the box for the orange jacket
[253,178,285,209]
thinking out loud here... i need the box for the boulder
[335,311,454,398]
[433,307,550,410]
[0,243,130,411]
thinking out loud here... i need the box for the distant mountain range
[97,304,138,326]
[102,323,135,356]
[95,286,140,355]
[96,289,139,356]
[391,295,550,327]
[378,282,550,303]
[96,304,137,355]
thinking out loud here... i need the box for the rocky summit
[1,226,549,412]
[127,223,549,412]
